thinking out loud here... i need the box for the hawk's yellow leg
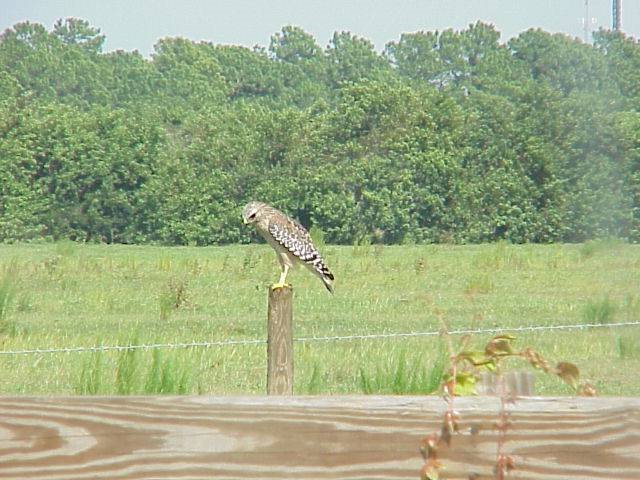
[271,264,291,290]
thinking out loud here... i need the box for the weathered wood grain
[0,396,638,479]
[267,285,293,395]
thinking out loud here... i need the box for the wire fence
[1,320,639,356]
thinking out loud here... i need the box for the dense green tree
[386,22,504,89]
[508,29,610,95]
[268,26,330,105]
[0,102,164,242]
[152,38,228,107]
[326,31,392,87]
[269,25,323,64]
[0,20,109,105]
[98,49,160,106]
[209,44,284,101]
[594,29,640,109]
[52,17,105,54]
[0,19,639,244]
[615,111,640,239]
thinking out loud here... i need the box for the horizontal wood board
[0,396,638,479]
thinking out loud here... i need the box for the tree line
[1,18,638,244]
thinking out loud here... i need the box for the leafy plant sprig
[420,332,596,480]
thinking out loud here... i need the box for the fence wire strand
[1,320,639,356]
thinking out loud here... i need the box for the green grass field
[0,240,639,396]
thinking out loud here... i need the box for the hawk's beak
[243,218,248,225]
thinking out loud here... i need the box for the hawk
[242,201,334,293]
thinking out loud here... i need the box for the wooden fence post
[267,285,293,395]
[478,371,535,396]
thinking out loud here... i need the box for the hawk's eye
[248,212,256,220]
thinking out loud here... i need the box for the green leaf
[454,372,477,396]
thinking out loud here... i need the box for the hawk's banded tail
[307,255,334,294]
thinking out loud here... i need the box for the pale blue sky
[1,0,638,56]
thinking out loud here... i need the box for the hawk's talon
[271,282,291,291]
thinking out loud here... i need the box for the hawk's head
[242,201,267,225]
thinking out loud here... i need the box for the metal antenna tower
[612,0,621,31]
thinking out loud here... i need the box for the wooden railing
[0,395,638,479]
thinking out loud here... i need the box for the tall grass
[464,274,494,296]
[116,345,140,394]
[77,351,105,394]
[159,277,189,320]
[579,237,626,259]
[0,242,638,395]
[616,335,640,360]
[0,260,17,335]
[306,363,323,394]
[144,349,190,394]
[583,296,617,324]
[359,348,445,395]
[76,347,192,394]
